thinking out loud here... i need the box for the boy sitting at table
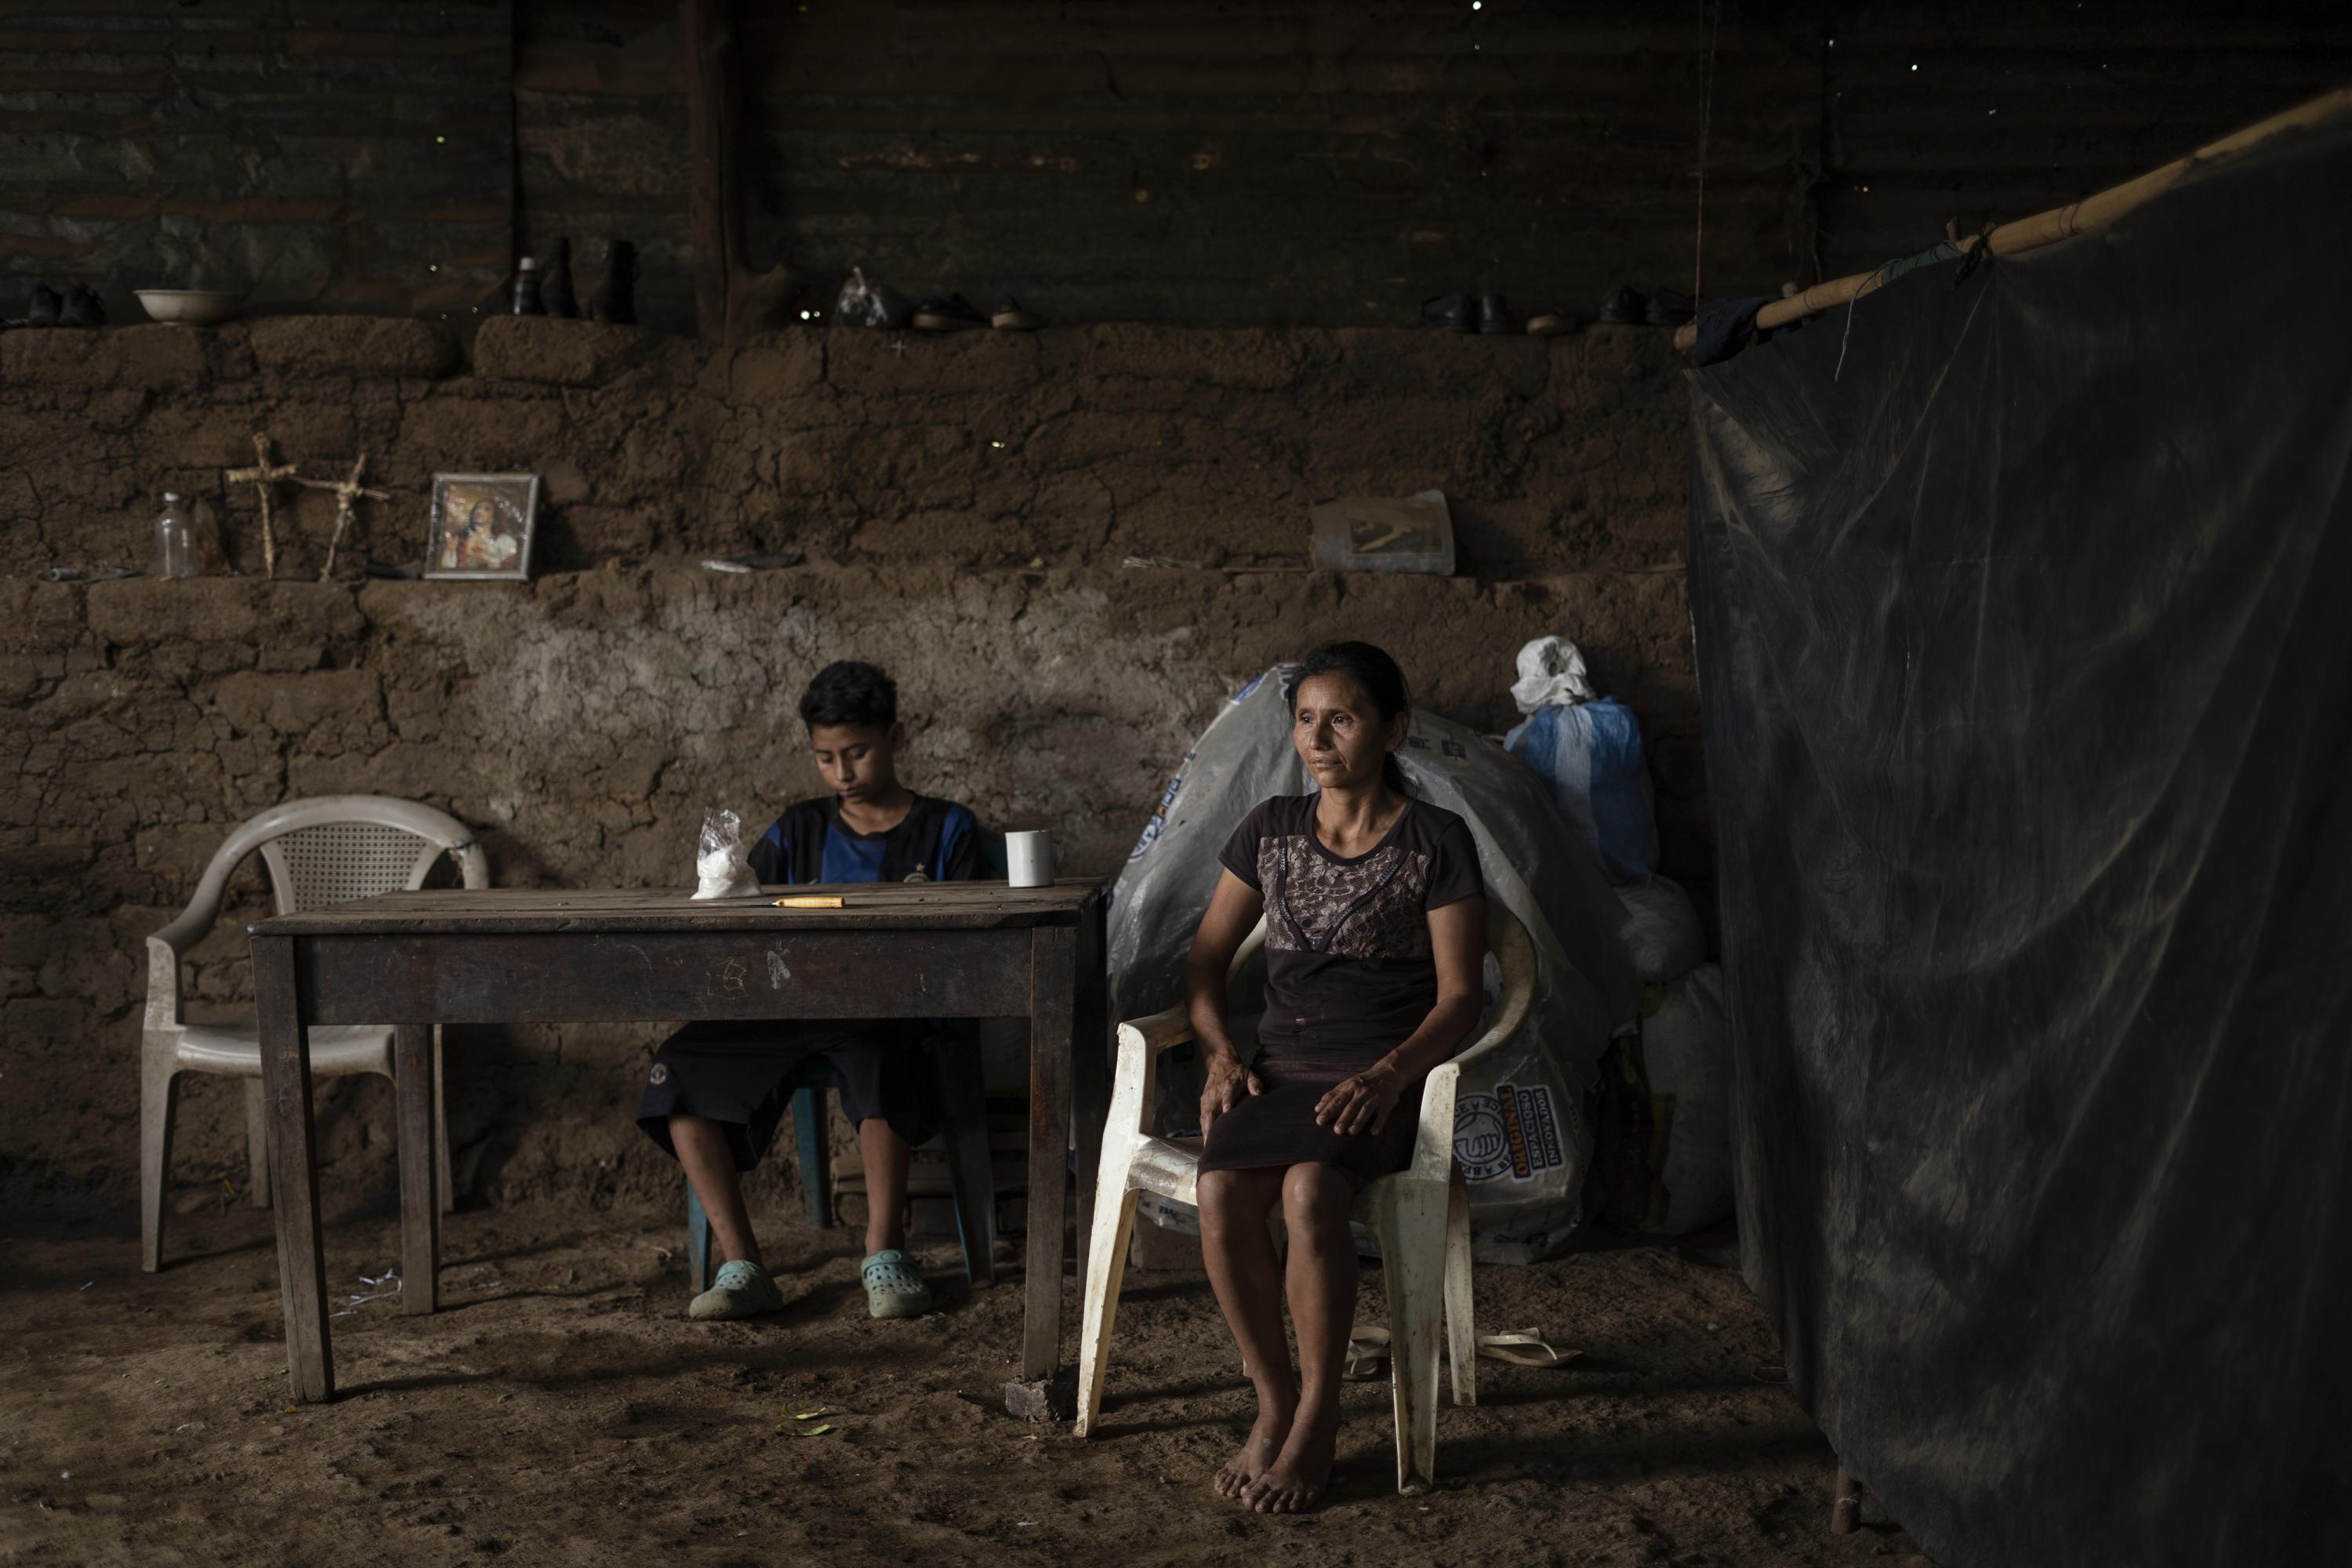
[636,659,982,1321]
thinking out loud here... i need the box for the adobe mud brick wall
[0,314,1705,1219]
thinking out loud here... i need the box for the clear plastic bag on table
[692,808,762,900]
[1109,666,1640,1262]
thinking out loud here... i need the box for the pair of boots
[1600,285,1695,327]
[1417,291,1520,334]
[513,239,637,325]
[20,283,106,328]
[1416,292,1579,336]
[909,292,1044,331]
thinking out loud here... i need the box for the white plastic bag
[692,808,761,900]
[829,265,906,328]
[1109,666,1639,1262]
[1613,875,1705,983]
[1509,633,1597,711]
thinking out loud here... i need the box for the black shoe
[1416,292,1475,332]
[911,292,989,331]
[990,293,1044,330]
[542,237,578,319]
[1477,292,1516,334]
[589,239,638,325]
[58,284,106,327]
[1600,285,1646,325]
[1645,286,1694,326]
[26,282,60,327]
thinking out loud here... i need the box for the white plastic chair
[141,796,488,1272]
[1074,902,1536,1494]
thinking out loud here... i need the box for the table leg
[254,937,332,1403]
[1069,906,1109,1290]
[1014,924,1076,1402]
[394,1023,441,1315]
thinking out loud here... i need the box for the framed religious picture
[425,473,540,581]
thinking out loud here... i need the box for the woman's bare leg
[856,1117,911,1255]
[670,1114,761,1269]
[1247,1162,1356,1513]
[1198,1166,1294,1498]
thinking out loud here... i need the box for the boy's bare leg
[1199,1166,1296,1499]
[857,1118,910,1255]
[1246,1163,1356,1514]
[670,1114,761,1269]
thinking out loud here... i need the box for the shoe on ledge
[1415,292,1475,332]
[912,293,990,331]
[990,294,1044,329]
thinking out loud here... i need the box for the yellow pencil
[771,895,846,909]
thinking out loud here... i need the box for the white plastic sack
[1110,666,1639,1262]
[1639,964,1732,1235]
[1613,875,1705,983]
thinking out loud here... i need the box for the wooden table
[249,882,1106,1413]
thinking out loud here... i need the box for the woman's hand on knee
[1200,1056,1263,1136]
[1315,1062,1406,1136]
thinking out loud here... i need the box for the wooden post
[681,0,732,342]
[1831,1465,1863,1534]
[1677,83,2352,352]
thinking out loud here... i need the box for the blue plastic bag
[1504,697,1659,884]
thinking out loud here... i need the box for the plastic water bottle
[151,492,207,578]
[511,256,545,316]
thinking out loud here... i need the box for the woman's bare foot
[1243,1403,1339,1513]
[1212,1401,1294,1498]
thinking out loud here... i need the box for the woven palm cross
[223,432,298,579]
[293,453,391,582]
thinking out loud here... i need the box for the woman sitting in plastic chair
[1183,641,1486,1513]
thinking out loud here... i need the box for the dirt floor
[2,1192,1936,1568]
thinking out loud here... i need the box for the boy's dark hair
[800,660,898,731]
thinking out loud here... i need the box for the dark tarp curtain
[1686,120,2352,1568]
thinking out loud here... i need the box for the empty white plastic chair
[1075,902,1535,1493]
[141,796,488,1272]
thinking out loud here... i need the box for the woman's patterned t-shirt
[1217,794,1483,1062]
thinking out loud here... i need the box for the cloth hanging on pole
[1686,118,2352,1568]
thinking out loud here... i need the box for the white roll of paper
[1005,829,1056,888]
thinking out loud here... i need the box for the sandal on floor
[1343,1323,1581,1374]
[1343,1325,1391,1381]
[861,1249,936,1319]
[688,1258,785,1321]
[1475,1327,1581,1367]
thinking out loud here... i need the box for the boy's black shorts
[634,1019,941,1171]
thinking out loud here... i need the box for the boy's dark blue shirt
[749,795,979,886]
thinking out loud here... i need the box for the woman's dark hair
[1284,640,1412,794]
[800,659,898,731]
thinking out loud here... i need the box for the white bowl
[135,289,240,325]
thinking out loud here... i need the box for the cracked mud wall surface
[1,314,1706,1216]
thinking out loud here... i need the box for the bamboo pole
[1675,85,2352,353]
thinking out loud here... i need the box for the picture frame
[424,472,540,581]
